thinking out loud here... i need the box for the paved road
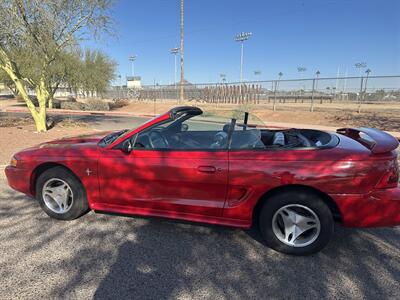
[0,177,399,299]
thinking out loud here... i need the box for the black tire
[36,166,89,220]
[259,190,334,255]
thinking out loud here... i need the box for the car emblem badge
[86,168,92,176]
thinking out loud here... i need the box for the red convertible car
[5,106,400,255]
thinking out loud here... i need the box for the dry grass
[0,117,32,128]
[55,117,89,128]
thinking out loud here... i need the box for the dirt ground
[117,101,400,132]
[0,125,94,166]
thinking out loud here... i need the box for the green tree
[79,49,116,97]
[0,0,114,132]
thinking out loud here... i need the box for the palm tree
[297,67,306,91]
[315,70,320,91]
[364,69,372,93]
[220,74,226,83]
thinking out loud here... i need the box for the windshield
[98,115,162,147]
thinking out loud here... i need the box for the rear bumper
[4,166,32,196]
[333,187,400,227]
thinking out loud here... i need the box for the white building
[126,76,141,89]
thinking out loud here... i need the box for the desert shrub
[17,95,39,106]
[84,99,110,111]
[60,101,85,110]
[52,98,61,109]
[67,96,77,102]
[109,98,130,110]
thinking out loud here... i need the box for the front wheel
[259,190,334,255]
[36,166,89,220]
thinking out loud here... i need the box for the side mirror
[121,139,133,153]
[181,123,189,132]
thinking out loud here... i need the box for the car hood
[40,131,113,147]
[14,131,115,159]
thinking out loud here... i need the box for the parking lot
[0,174,399,299]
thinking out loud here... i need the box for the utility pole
[179,0,184,103]
[235,32,252,83]
[129,55,137,76]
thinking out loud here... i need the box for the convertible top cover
[169,106,203,119]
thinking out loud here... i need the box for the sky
[85,0,400,85]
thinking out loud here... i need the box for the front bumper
[4,166,33,196]
[333,187,400,227]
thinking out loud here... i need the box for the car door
[97,144,229,217]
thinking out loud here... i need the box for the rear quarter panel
[224,148,395,221]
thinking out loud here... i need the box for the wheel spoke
[272,204,321,248]
[295,214,318,233]
[42,179,74,214]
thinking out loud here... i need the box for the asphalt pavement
[0,177,399,299]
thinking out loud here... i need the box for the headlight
[10,157,18,167]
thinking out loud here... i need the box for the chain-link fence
[105,75,400,111]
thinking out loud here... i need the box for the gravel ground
[0,112,399,299]
[0,176,399,299]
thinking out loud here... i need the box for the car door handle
[197,166,217,173]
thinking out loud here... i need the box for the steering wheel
[149,130,169,149]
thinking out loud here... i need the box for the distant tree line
[0,48,116,100]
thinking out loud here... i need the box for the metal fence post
[357,77,364,113]
[273,80,277,111]
[310,78,316,112]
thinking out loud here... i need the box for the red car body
[5,107,400,229]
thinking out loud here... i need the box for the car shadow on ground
[0,186,399,299]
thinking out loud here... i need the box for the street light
[170,47,180,85]
[235,32,252,83]
[129,55,137,76]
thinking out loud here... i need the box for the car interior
[130,112,338,150]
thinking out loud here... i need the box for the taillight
[376,161,399,189]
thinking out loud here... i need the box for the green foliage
[0,0,115,131]
[79,49,116,97]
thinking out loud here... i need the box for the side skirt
[92,203,251,229]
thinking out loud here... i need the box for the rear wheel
[36,167,89,220]
[259,190,334,255]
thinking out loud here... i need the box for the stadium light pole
[235,32,252,83]
[354,62,367,77]
[170,47,180,85]
[129,55,137,76]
